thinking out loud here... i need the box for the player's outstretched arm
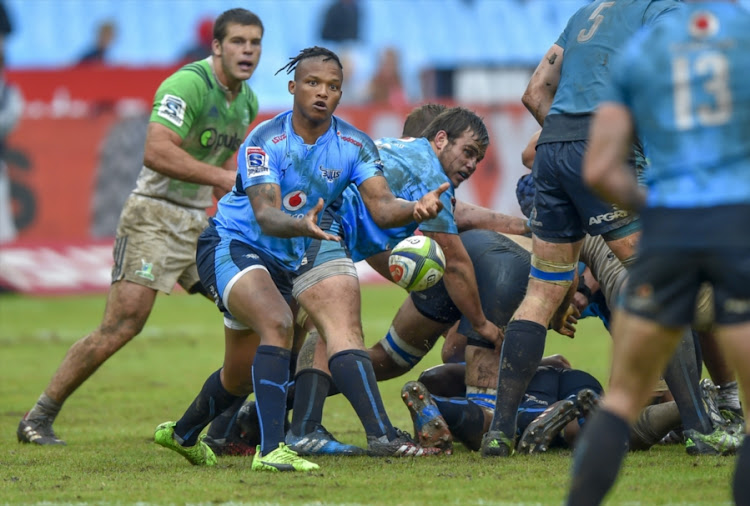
[522,44,564,127]
[247,185,339,241]
[425,231,503,351]
[454,201,529,235]
[357,176,445,228]
[143,123,236,193]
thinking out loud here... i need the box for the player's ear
[288,80,296,95]
[211,38,222,57]
[434,130,448,151]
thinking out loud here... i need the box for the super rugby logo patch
[245,147,270,178]
[157,94,186,127]
[283,191,307,211]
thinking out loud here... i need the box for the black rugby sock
[329,349,395,439]
[174,369,244,446]
[488,319,547,437]
[288,368,332,436]
[206,395,247,440]
[663,329,712,434]
[567,409,630,506]
[734,436,750,505]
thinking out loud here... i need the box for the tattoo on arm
[548,53,558,65]
[247,183,278,207]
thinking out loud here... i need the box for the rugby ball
[388,236,446,292]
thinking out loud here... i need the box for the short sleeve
[350,135,385,186]
[237,133,281,190]
[149,70,205,138]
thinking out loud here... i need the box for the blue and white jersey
[607,2,750,209]
[340,137,457,263]
[550,0,679,117]
[213,110,383,270]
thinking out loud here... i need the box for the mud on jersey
[213,111,384,271]
[133,57,259,209]
[340,137,457,263]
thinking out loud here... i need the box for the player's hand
[540,354,572,370]
[572,291,590,312]
[413,182,449,222]
[301,198,341,242]
[553,303,580,339]
[474,319,504,353]
[215,170,237,194]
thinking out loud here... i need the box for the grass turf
[0,285,736,504]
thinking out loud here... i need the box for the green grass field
[0,285,735,505]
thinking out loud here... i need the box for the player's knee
[529,255,577,288]
[99,311,148,346]
[261,311,295,347]
[378,326,427,373]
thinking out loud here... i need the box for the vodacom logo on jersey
[283,191,307,212]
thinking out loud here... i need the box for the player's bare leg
[716,322,750,504]
[370,296,449,381]
[294,273,438,456]
[18,280,156,445]
[569,312,689,504]
[482,236,582,457]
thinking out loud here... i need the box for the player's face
[214,22,263,84]
[289,58,343,126]
[434,128,485,187]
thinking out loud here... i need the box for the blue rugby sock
[433,396,486,451]
[252,345,291,454]
[567,409,630,506]
[329,349,395,439]
[174,369,244,446]
[488,319,547,437]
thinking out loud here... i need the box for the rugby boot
[517,400,579,454]
[401,381,453,454]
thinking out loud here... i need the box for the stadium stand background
[4,0,596,109]
[4,0,750,294]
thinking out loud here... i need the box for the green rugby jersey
[133,57,259,208]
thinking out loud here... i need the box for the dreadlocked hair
[275,46,343,76]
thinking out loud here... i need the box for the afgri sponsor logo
[588,209,629,225]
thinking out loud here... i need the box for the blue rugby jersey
[550,0,679,117]
[213,110,383,270]
[339,137,457,263]
[607,2,750,209]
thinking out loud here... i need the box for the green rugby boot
[251,443,320,472]
[154,421,217,466]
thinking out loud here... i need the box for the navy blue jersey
[213,111,383,270]
[608,2,750,209]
